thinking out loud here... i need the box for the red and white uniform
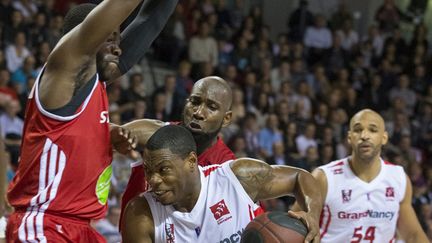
[7,71,112,242]
[119,137,235,229]
[144,161,263,242]
[319,158,406,243]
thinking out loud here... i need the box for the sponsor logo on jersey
[165,223,175,243]
[337,210,395,220]
[210,199,232,224]
[341,189,352,203]
[333,168,343,174]
[385,187,395,200]
[100,111,109,123]
[219,228,245,243]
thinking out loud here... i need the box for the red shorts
[6,211,106,243]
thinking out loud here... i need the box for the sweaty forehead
[192,81,229,106]
[351,111,385,129]
[144,149,175,167]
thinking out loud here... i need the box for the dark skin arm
[120,119,165,148]
[231,158,322,243]
[121,196,154,243]
[397,175,429,243]
[39,0,143,109]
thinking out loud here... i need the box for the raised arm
[121,119,165,147]
[397,175,428,243]
[117,0,178,75]
[230,158,322,242]
[122,196,154,243]
[40,0,143,109]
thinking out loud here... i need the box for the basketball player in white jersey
[122,125,322,243]
[303,109,428,242]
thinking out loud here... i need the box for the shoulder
[122,195,155,242]
[123,195,153,224]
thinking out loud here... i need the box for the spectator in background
[0,99,23,140]
[189,21,218,79]
[336,19,359,52]
[5,31,30,72]
[389,74,417,116]
[287,0,314,42]
[12,0,38,23]
[258,113,283,159]
[2,10,27,45]
[296,122,318,157]
[10,55,37,94]
[375,0,403,34]
[330,1,353,31]
[304,14,332,66]
[154,74,185,121]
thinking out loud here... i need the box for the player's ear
[186,151,198,171]
[381,131,388,145]
[222,111,232,128]
[347,131,352,145]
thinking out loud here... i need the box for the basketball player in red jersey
[118,76,239,229]
[6,0,178,242]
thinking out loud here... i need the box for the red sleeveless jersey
[7,74,113,221]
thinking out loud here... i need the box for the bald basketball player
[118,76,239,228]
[122,125,322,243]
[300,109,428,242]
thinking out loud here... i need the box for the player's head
[348,109,388,162]
[143,125,199,206]
[182,76,233,148]
[63,3,122,82]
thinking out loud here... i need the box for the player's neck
[197,137,218,155]
[174,172,202,213]
[348,156,382,183]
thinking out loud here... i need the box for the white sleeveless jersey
[319,157,406,243]
[144,161,263,243]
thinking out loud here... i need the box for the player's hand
[288,210,320,243]
[111,126,137,155]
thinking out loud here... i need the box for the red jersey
[119,137,235,229]
[7,74,113,223]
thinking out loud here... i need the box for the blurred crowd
[0,0,431,241]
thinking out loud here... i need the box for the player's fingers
[313,233,321,243]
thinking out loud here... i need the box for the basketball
[241,212,307,243]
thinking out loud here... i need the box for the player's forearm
[121,119,165,147]
[118,0,178,74]
[293,170,323,219]
[404,231,429,243]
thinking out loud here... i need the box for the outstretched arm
[231,159,322,243]
[40,0,143,109]
[122,196,154,243]
[397,174,428,243]
[121,119,166,148]
[117,0,178,76]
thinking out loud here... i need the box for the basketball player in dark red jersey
[6,0,178,242]
[118,76,240,230]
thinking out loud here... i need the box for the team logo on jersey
[210,199,232,224]
[341,189,352,203]
[333,168,343,174]
[385,187,395,200]
[165,223,175,243]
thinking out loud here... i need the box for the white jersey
[144,161,263,243]
[319,157,406,243]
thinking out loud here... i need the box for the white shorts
[0,216,6,238]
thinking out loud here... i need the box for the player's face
[348,111,388,161]
[182,81,231,138]
[96,29,121,81]
[143,148,193,205]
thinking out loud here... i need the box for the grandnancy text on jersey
[219,228,244,243]
[337,210,395,220]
